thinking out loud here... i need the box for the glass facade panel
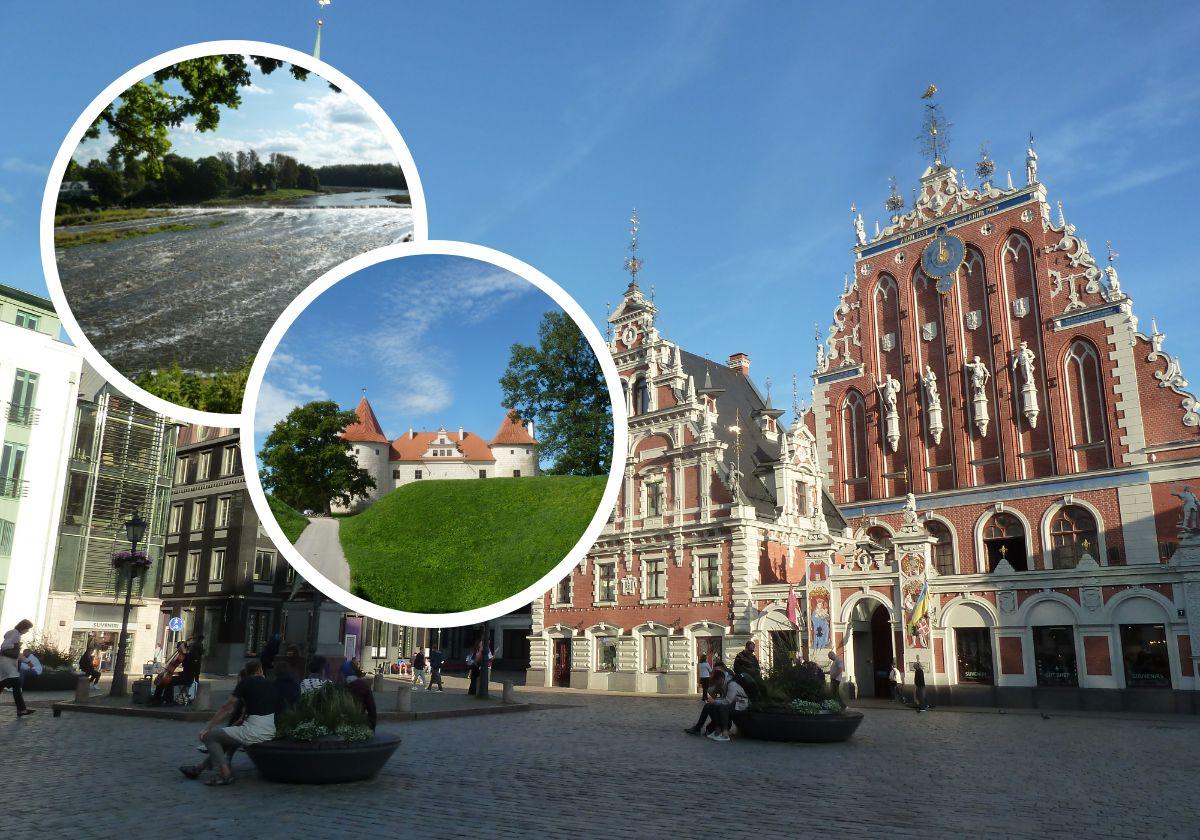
[955,627,994,684]
[1120,624,1171,689]
[1032,625,1078,687]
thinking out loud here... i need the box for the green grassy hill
[339,475,607,613]
[267,494,310,544]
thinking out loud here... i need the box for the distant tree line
[313,163,407,189]
[62,149,321,207]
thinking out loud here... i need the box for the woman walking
[1,619,35,717]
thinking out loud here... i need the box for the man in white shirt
[18,649,43,687]
[828,651,845,697]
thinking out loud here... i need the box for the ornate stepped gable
[814,133,1200,506]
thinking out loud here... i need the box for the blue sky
[254,254,549,450]
[3,2,1200,415]
[74,59,394,168]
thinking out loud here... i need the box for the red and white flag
[786,583,799,628]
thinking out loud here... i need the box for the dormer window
[633,378,651,415]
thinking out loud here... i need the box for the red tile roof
[490,412,538,445]
[390,430,495,462]
[342,396,390,443]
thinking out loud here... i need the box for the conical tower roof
[490,412,538,445]
[342,396,389,443]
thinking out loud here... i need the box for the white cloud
[361,262,533,420]
[1,158,46,175]
[256,351,329,433]
[242,83,273,96]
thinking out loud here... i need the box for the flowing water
[55,190,414,374]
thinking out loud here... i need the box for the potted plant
[245,683,401,784]
[735,658,864,743]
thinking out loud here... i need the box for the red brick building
[530,132,1200,710]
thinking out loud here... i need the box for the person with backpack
[412,647,427,688]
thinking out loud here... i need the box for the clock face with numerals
[921,227,965,293]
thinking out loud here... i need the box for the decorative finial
[1106,240,1119,264]
[1057,200,1066,228]
[623,208,643,290]
[792,372,801,419]
[975,143,995,184]
[1006,171,1014,190]
[885,176,904,212]
[313,0,330,59]
[650,283,655,305]
[919,85,951,166]
[605,300,612,340]
[764,377,773,406]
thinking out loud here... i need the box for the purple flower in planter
[111,549,152,570]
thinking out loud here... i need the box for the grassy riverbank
[339,475,606,613]
[268,495,311,544]
[54,207,174,227]
[54,221,226,249]
[133,356,251,413]
[201,188,323,206]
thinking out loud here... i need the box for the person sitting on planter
[300,657,330,694]
[79,644,101,686]
[684,670,748,741]
[180,659,277,786]
[18,648,43,688]
[274,661,301,715]
[346,661,377,731]
[732,642,763,700]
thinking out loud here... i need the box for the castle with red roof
[334,395,540,512]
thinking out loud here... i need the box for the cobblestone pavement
[4,687,1198,839]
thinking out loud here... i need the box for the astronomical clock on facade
[530,99,1200,710]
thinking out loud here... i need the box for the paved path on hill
[295,517,350,590]
[7,684,1200,839]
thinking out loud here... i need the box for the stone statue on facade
[877,374,902,452]
[854,212,867,246]
[965,355,991,437]
[1011,341,1040,428]
[922,365,944,445]
[1026,137,1038,185]
[1173,485,1200,533]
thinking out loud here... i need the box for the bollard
[75,674,91,702]
[195,681,213,711]
[502,680,515,704]
[373,673,387,691]
[397,684,413,713]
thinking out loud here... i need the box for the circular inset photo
[41,40,427,425]
[241,241,627,626]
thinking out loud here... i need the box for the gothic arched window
[927,520,956,575]
[1063,339,1110,469]
[983,512,1027,572]
[840,390,869,502]
[1049,505,1099,570]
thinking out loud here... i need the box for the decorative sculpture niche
[922,365,944,444]
[877,374,901,452]
[1011,341,1040,429]
[965,355,991,437]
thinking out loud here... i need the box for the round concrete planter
[735,709,864,743]
[23,670,78,691]
[246,734,401,783]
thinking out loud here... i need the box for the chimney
[459,426,465,441]
[408,427,415,440]
[527,420,535,439]
[727,352,750,376]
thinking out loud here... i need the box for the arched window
[927,520,955,575]
[1049,505,1099,570]
[633,377,651,416]
[866,525,893,554]
[983,512,1027,572]
[841,391,869,502]
[1064,339,1110,468]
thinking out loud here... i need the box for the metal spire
[623,208,643,291]
[1106,240,1120,264]
[792,372,801,420]
[313,0,331,60]
[919,85,951,166]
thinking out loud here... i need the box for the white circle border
[40,39,430,428]
[239,240,629,628]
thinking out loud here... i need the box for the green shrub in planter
[755,658,844,714]
[277,683,371,742]
[27,636,74,670]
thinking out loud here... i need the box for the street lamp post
[110,512,148,697]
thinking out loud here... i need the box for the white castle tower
[488,413,540,477]
[336,395,392,512]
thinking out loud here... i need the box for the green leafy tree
[500,311,612,476]
[82,55,312,179]
[259,401,376,515]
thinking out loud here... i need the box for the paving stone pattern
[4,689,1199,839]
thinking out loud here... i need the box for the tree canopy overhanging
[258,401,376,515]
[500,311,613,476]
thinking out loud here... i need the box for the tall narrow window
[254,550,275,582]
[215,496,231,529]
[597,562,617,603]
[197,450,212,481]
[633,378,651,415]
[210,548,226,582]
[189,500,207,531]
[168,504,183,534]
[927,520,956,575]
[841,391,869,502]
[697,555,720,597]
[644,558,666,600]
[0,442,27,498]
[1064,339,1111,469]
[0,518,14,556]
[185,550,201,582]
[1049,505,1099,569]
[9,370,38,425]
[646,479,663,517]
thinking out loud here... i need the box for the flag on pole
[908,578,929,635]
[786,584,799,628]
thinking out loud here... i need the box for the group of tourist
[685,641,760,741]
[407,644,447,691]
[178,651,380,786]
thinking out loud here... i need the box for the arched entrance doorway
[848,599,894,697]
